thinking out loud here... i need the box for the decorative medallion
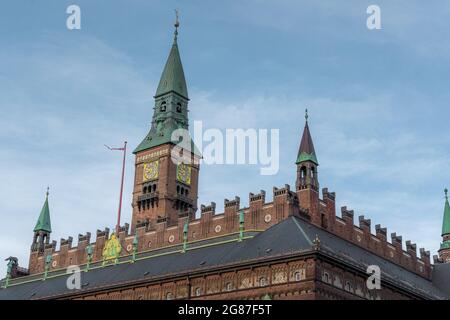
[52,260,57,268]
[102,233,122,264]
[126,244,132,251]
[214,225,222,233]
[356,234,362,242]
[264,214,272,223]
[176,163,191,185]
[143,160,159,182]
[168,235,175,243]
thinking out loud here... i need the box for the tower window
[143,186,147,194]
[160,101,166,112]
[311,166,315,178]
[176,102,182,113]
[300,166,307,179]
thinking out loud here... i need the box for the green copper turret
[34,189,52,233]
[296,109,318,166]
[442,188,450,236]
[134,15,200,155]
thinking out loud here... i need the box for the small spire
[296,109,318,165]
[34,188,52,233]
[442,188,450,236]
[174,9,180,42]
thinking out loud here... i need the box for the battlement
[28,184,432,280]
[324,189,431,278]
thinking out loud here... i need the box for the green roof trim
[296,151,318,165]
[133,130,202,156]
[440,240,450,250]
[155,38,188,99]
[442,188,450,236]
[34,192,52,233]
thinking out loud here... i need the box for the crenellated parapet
[27,183,433,280]
[322,203,432,278]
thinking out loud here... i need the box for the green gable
[296,151,319,166]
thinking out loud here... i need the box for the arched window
[143,186,147,194]
[294,271,302,281]
[194,287,202,296]
[176,102,182,113]
[311,166,315,179]
[322,271,330,284]
[225,282,233,291]
[152,184,156,192]
[160,101,166,112]
[166,292,173,300]
[300,166,307,179]
[177,185,180,193]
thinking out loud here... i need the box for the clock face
[143,160,159,182]
[177,163,191,185]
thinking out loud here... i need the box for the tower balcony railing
[138,191,159,202]
[174,193,193,205]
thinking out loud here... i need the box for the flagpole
[105,141,127,236]
[116,141,127,235]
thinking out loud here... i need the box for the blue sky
[1,1,450,276]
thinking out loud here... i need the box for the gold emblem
[176,163,191,185]
[102,233,122,265]
[143,160,159,182]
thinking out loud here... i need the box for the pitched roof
[296,116,318,165]
[155,36,188,99]
[33,193,51,233]
[1,217,446,300]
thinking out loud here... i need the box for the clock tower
[131,18,200,230]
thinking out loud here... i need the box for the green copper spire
[34,188,52,233]
[155,11,188,99]
[442,188,450,236]
[296,109,318,165]
[134,13,200,156]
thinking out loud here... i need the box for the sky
[0,0,450,277]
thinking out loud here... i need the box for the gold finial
[305,108,309,122]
